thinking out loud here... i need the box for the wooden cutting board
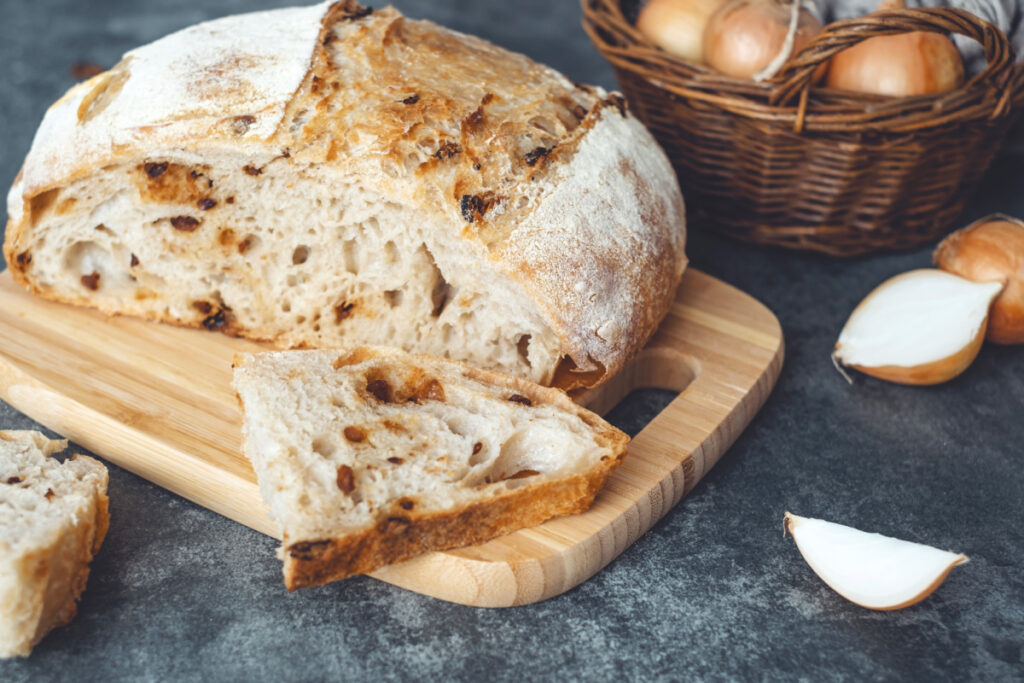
[0,268,782,606]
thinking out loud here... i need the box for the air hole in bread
[312,436,338,458]
[383,240,399,265]
[29,188,61,217]
[64,240,113,285]
[485,430,555,485]
[424,245,452,317]
[403,152,423,172]
[281,301,292,313]
[384,289,403,308]
[516,334,532,369]
[365,377,393,403]
[341,239,359,274]
[515,196,529,209]
[292,245,310,265]
[502,469,541,489]
[57,196,78,214]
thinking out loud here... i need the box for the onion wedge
[785,512,968,610]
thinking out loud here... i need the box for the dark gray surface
[1,0,1022,680]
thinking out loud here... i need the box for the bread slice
[233,346,629,589]
[4,1,686,391]
[0,431,109,658]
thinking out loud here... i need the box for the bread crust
[4,1,686,389]
[283,462,619,589]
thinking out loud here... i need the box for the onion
[702,0,823,81]
[636,0,725,63]
[826,0,964,96]
[832,269,1003,385]
[785,513,967,611]
[934,215,1024,345]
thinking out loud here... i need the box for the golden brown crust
[283,457,621,589]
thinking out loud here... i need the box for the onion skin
[840,324,986,385]
[825,3,964,96]
[636,0,725,63]
[702,0,823,80]
[934,216,1024,344]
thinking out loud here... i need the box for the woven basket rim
[583,0,1019,133]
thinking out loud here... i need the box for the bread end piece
[0,432,109,658]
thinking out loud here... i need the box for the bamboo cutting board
[0,268,782,606]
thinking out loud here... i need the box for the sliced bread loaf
[233,347,628,590]
[0,431,109,658]
[4,1,686,390]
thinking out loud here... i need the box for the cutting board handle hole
[577,347,697,417]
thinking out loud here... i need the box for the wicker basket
[582,1,1020,256]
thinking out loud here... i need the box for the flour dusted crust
[233,346,629,589]
[0,431,109,658]
[5,1,686,389]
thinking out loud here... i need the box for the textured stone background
[1,1,1022,680]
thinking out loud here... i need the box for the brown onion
[636,0,725,63]
[703,0,822,80]
[934,215,1024,345]
[826,0,964,96]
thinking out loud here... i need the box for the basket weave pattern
[583,1,1019,256]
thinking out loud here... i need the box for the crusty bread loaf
[0,431,109,658]
[4,0,686,391]
[233,346,629,589]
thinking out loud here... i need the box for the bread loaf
[0,431,109,658]
[233,347,629,589]
[4,1,686,390]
